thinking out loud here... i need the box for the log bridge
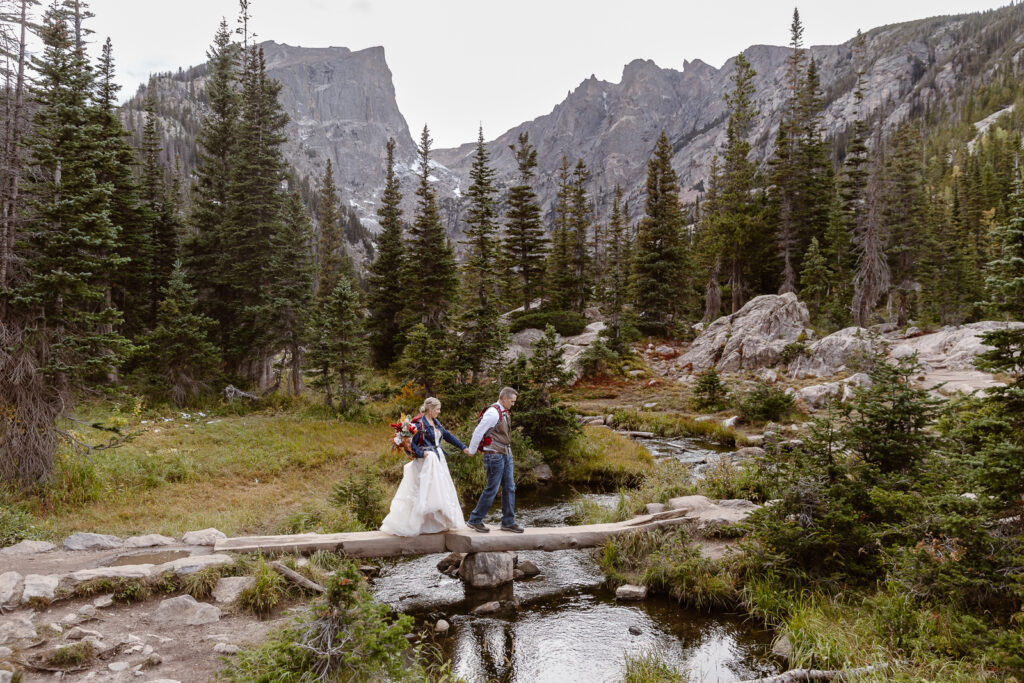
[215,508,695,558]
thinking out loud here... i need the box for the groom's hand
[463,448,472,456]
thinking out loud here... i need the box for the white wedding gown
[380,422,466,536]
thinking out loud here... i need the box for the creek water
[371,446,779,683]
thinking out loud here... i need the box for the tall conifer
[366,137,406,367]
[501,132,547,311]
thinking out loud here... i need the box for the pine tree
[185,19,238,348]
[883,121,927,325]
[455,127,507,381]
[265,191,315,395]
[3,1,128,484]
[632,131,690,331]
[851,131,891,328]
[567,158,592,313]
[799,236,830,321]
[134,261,221,406]
[546,155,575,310]
[366,137,406,367]
[502,132,547,311]
[983,180,1024,321]
[221,44,290,386]
[308,278,367,410]
[316,158,349,298]
[603,186,632,344]
[395,323,451,398]
[401,125,458,334]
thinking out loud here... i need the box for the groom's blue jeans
[468,452,515,527]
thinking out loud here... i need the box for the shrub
[737,383,795,423]
[779,341,808,366]
[183,566,223,600]
[575,339,619,379]
[508,308,587,336]
[0,504,37,548]
[331,472,387,529]
[237,556,287,618]
[691,368,729,411]
[46,642,96,669]
[74,577,151,604]
[221,562,414,682]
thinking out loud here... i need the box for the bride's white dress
[380,422,466,536]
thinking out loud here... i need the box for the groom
[466,387,523,533]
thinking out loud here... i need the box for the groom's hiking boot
[500,524,525,533]
[467,521,489,533]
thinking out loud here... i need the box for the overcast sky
[81,0,1008,148]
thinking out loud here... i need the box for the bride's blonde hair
[419,397,441,414]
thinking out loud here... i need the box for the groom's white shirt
[468,406,502,455]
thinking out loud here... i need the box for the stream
[370,437,779,683]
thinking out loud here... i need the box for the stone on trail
[20,574,59,604]
[93,594,114,608]
[213,642,240,654]
[721,415,740,428]
[615,584,648,601]
[212,576,254,604]
[470,601,501,615]
[148,595,221,626]
[108,661,130,672]
[458,552,515,589]
[64,626,102,641]
[666,495,714,515]
[0,540,57,555]
[0,671,11,683]
[154,553,234,576]
[124,534,178,549]
[0,613,37,644]
[181,528,226,546]
[63,532,123,551]
[0,572,23,611]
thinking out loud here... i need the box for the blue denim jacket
[411,418,467,458]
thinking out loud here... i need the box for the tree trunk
[704,257,722,321]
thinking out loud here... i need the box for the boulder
[61,564,155,592]
[644,503,666,515]
[666,495,714,515]
[212,576,254,604]
[734,447,766,460]
[531,463,554,484]
[458,552,514,589]
[64,626,102,641]
[62,532,123,551]
[678,294,811,373]
[654,345,679,359]
[471,601,501,615]
[789,327,878,378]
[0,572,23,612]
[124,534,178,549]
[0,540,56,555]
[892,321,1024,369]
[181,528,226,546]
[615,584,648,601]
[154,553,234,576]
[434,619,450,634]
[20,574,58,604]
[0,613,36,644]
[148,595,221,626]
[517,560,541,578]
[721,415,740,428]
[797,383,842,410]
[213,642,240,654]
[436,552,464,574]
[93,594,114,608]
[756,368,778,383]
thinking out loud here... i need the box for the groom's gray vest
[483,404,511,455]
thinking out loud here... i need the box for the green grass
[237,555,288,618]
[557,426,655,486]
[46,642,96,669]
[611,408,745,446]
[620,650,686,682]
[570,460,692,525]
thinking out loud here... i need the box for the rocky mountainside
[131,5,1024,244]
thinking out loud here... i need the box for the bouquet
[389,413,419,457]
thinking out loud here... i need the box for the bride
[380,397,471,536]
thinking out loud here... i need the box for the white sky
[80,0,1009,148]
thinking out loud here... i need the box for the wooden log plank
[269,561,325,593]
[442,515,692,553]
[215,531,447,557]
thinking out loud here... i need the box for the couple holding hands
[380,387,524,537]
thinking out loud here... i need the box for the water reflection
[370,485,778,682]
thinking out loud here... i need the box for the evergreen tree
[401,125,458,334]
[501,132,547,311]
[366,137,406,367]
[799,236,830,321]
[316,157,348,298]
[851,132,891,328]
[93,36,150,337]
[705,55,763,313]
[884,121,927,325]
[3,1,128,484]
[185,19,238,349]
[395,323,451,398]
[308,278,367,410]
[632,131,690,331]
[567,158,592,314]
[603,186,632,344]
[221,44,290,386]
[266,191,315,395]
[546,155,575,310]
[984,180,1024,320]
[455,127,507,381]
[134,261,221,406]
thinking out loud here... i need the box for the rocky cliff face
[130,6,1024,249]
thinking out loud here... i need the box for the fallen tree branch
[270,561,326,594]
[224,384,258,401]
[738,665,886,683]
